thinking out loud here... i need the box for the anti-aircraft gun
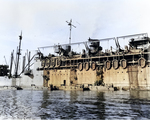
[84,38,102,57]
[115,33,149,52]
[54,44,79,58]
[55,45,71,56]
[129,36,150,51]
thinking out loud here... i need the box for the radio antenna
[66,19,76,44]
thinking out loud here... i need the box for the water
[0,89,150,119]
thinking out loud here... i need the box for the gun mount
[83,38,103,57]
[129,37,150,49]
[55,45,71,56]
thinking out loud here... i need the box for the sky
[1,0,150,66]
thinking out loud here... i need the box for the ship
[0,32,44,90]
[3,21,150,91]
[37,32,150,91]
[11,32,44,89]
[0,65,12,88]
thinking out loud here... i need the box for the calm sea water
[0,89,150,119]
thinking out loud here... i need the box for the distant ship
[11,32,44,89]
[0,32,44,89]
[0,65,12,87]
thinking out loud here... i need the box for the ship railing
[116,33,148,40]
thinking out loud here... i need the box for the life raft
[45,58,50,68]
[105,60,111,70]
[91,61,96,70]
[120,59,127,69]
[78,62,83,71]
[56,58,61,67]
[113,59,119,69]
[84,62,90,71]
[138,57,146,68]
[51,58,56,68]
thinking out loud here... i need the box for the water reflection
[129,91,150,119]
[96,92,105,119]
[130,90,150,100]
[0,90,150,119]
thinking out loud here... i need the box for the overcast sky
[1,0,150,65]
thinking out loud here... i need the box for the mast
[66,19,76,44]
[15,31,22,78]
[9,50,14,77]
[28,51,31,70]
[4,56,8,65]
[22,55,26,73]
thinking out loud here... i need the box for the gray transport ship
[0,32,44,90]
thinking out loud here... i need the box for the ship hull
[12,59,44,89]
[0,77,12,87]
[42,63,150,91]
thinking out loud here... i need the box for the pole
[28,51,31,70]
[9,50,14,77]
[22,56,26,73]
[69,25,71,44]
[66,19,76,45]
[15,32,22,78]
